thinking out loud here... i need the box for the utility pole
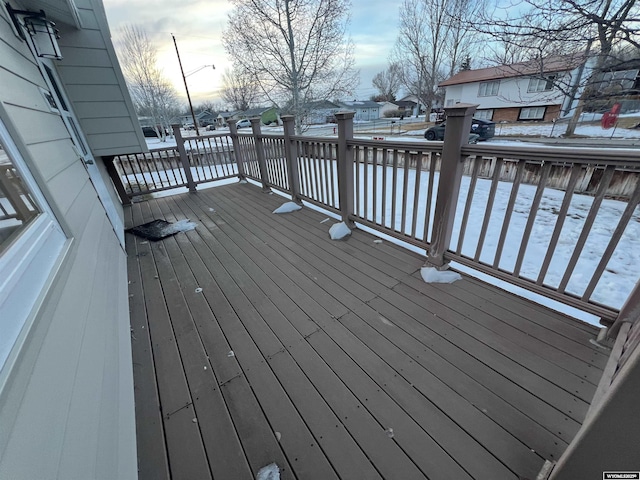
[172,33,200,136]
[565,39,593,137]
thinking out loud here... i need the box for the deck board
[127,183,608,480]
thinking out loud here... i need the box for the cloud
[103,0,402,102]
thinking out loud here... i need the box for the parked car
[141,126,158,138]
[236,118,252,129]
[424,118,495,141]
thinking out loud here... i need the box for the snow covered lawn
[352,162,639,311]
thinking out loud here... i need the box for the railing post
[336,111,355,226]
[227,119,246,181]
[607,279,640,338]
[103,155,131,205]
[172,124,196,193]
[426,103,477,268]
[251,118,271,192]
[282,115,302,203]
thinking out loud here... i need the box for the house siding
[490,104,561,123]
[54,0,147,157]
[0,3,136,479]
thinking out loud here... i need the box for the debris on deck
[329,221,351,240]
[420,266,462,284]
[273,202,303,214]
[256,463,280,480]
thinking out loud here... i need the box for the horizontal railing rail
[108,115,640,327]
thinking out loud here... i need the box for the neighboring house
[378,100,419,118]
[394,100,418,116]
[241,106,279,125]
[0,0,144,477]
[216,110,241,127]
[196,110,218,126]
[377,101,399,117]
[338,100,381,121]
[439,55,586,122]
[584,60,640,113]
[397,95,433,115]
[302,100,341,124]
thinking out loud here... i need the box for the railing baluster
[355,145,361,216]
[411,152,422,239]
[329,145,337,208]
[372,148,378,225]
[536,165,583,285]
[312,142,321,202]
[474,157,503,262]
[363,146,369,221]
[391,150,398,232]
[456,155,481,253]
[422,152,437,243]
[493,160,526,269]
[514,161,552,276]
[381,149,388,227]
[400,150,410,235]
[558,165,616,293]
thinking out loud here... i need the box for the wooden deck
[126,182,608,480]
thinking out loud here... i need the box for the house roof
[218,111,241,118]
[393,100,416,108]
[439,54,586,87]
[339,100,380,109]
[304,100,341,110]
[242,106,275,116]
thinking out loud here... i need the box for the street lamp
[171,34,215,136]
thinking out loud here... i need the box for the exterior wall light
[6,5,63,60]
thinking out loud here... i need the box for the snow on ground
[349,162,639,312]
[495,122,640,139]
[290,159,638,314]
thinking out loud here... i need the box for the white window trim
[519,106,546,120]
[478,81,499,97]
[0,118,67,373]
[527,76,556,93]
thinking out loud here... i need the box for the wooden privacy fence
[110,109,640,327]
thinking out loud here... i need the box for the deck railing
[110,109,640,327]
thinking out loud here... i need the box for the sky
[102,0,404,107]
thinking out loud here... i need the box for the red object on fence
[601,103,621,129]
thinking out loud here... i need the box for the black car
[141,126,159,138]
[424,118,495,141]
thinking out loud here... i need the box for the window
[478,81,499,97]
[475,109,494,120]
[0,118,66,371]
[528,75,556,93]
[519,106,546,120]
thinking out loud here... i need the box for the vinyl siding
[0,3,136,479]
[54,0,147,156]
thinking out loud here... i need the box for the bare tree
[472,0,640,134]
[372,63,402,101]
[196,100,226,114]
[220,68,261,111]
[116,25,179,141]
[224,0,359,133]
[394,0,482,115]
